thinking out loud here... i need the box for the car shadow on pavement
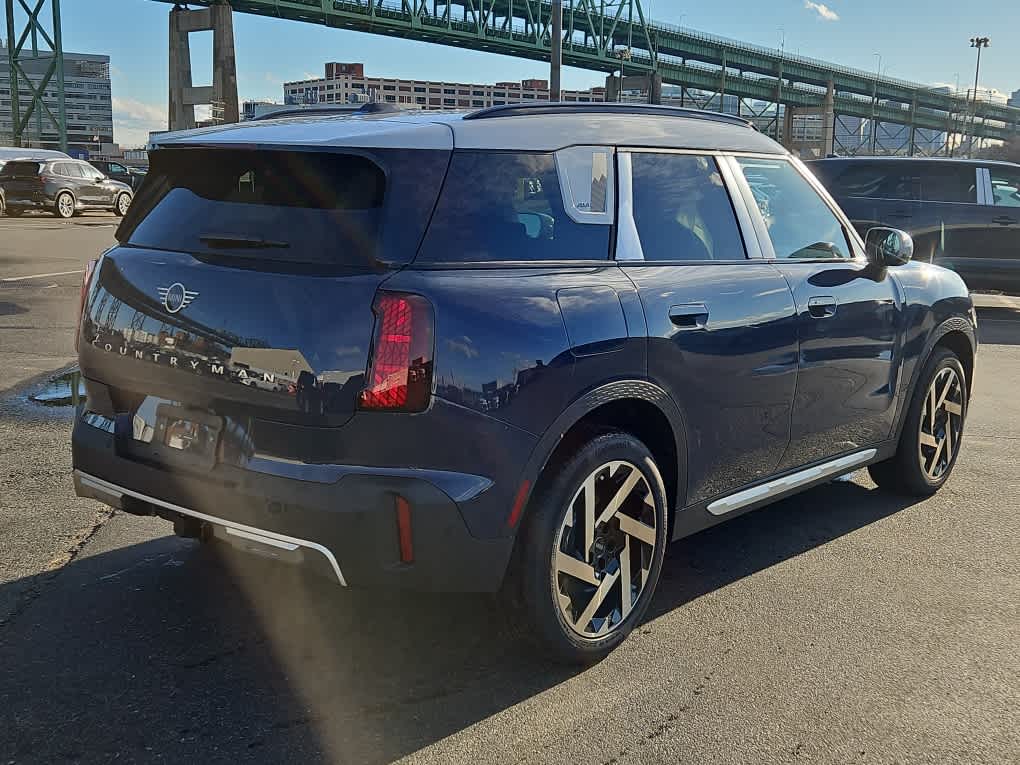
[0,480,920,764]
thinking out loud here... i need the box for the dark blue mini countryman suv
[72,103,977,663]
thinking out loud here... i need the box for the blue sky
[40,0,1020,146]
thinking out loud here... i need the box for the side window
[989,167,1020,208]
[920,166,976,203]
[630,153,745,261]
[109,163,127,174]
[735,157,852,260]
[820,162,890,199]
[65,163,85,179]
[417,151,611,262]
[51,163,69,177]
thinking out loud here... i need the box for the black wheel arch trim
[512,379,689,530]
[893,316,976,443]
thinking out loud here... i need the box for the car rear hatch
[79,136,451,466]
[0,160,44,197]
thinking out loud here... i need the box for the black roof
[464,101,754,129]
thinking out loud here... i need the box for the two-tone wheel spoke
[918,367,965,480]
[554,461,659,638]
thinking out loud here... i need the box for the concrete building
[0,39,113,153]
[283,62,605,110]
[1009,89,1020,109]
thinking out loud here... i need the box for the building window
[443,88,455,95]
[494,91,506,98]
[523,94,535,99]
[472,90,485,96]
[493,100,505,106]
[414,86,426,93]
[383,84,395,91]
[385,95,396,102]
[472,99,485,107]
[416,96,426,104]
[430,97,441,105]
[443,98,456,106]
[399,85,411,92]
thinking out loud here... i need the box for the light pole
[967,36,990,157]
[550,0,562,101]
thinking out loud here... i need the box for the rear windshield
[117,148,449,268]
[0,161,41,177]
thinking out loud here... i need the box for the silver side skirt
[73,470,347,586]
[706,449,878,517]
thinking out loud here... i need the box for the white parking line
[0,269,84,283]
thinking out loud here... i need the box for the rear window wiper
[199,233,290,249]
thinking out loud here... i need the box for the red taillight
[75,258,99,352]
[359,292,434,412]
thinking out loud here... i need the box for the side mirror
[865,227,913,267]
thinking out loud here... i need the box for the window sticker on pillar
[555,146,615,225]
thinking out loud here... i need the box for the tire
[114,192,131,217]
[869,347,967,496]
[504,431,670,664]
[54,191,74,219]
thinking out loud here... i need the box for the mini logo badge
[157,283,198,314]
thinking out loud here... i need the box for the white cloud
[111,96,166,149]
[804,0,839,21]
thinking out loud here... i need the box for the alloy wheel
[553,460,659,639]
[118,194,130,215]
[57,194,74,218]
[918,367,964,480]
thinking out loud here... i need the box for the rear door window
[919,165,976,203]
[118,148,450,268]
[416,151,612,263]
[989,167,1020,208]
[630,153,746,261]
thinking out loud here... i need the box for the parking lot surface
[0,220,1018,764]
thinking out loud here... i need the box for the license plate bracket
[149,404,223,471]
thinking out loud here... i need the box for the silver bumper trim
[73,469,347,585]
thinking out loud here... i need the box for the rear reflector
[359,292,434,412]
[75,258,99,352]
[395,495,414,563]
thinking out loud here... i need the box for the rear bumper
[4,194,52,208]
[72,416,517,592]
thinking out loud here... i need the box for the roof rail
[463,101,754,128]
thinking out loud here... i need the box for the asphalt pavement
[0,218,1018,764]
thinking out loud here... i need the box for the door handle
[669,303,709,329]
[993,216,1018,226]
[807,296,838,319]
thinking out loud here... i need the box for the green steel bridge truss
[4,0,66,150]
[160,0,1020,150]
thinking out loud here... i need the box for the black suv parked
[808,157,1020,294]
[72,104,977,663]
[89,159,143,191]
[0,157,132,218]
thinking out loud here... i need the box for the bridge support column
[782,105,794,148]
[168,1,238,132]
[821,79,835,157]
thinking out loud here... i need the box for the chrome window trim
[555,145,616,225]
[613,152,644,261]
[976,167,992,206]
[717,154,765,260]
[73,469,348,586]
